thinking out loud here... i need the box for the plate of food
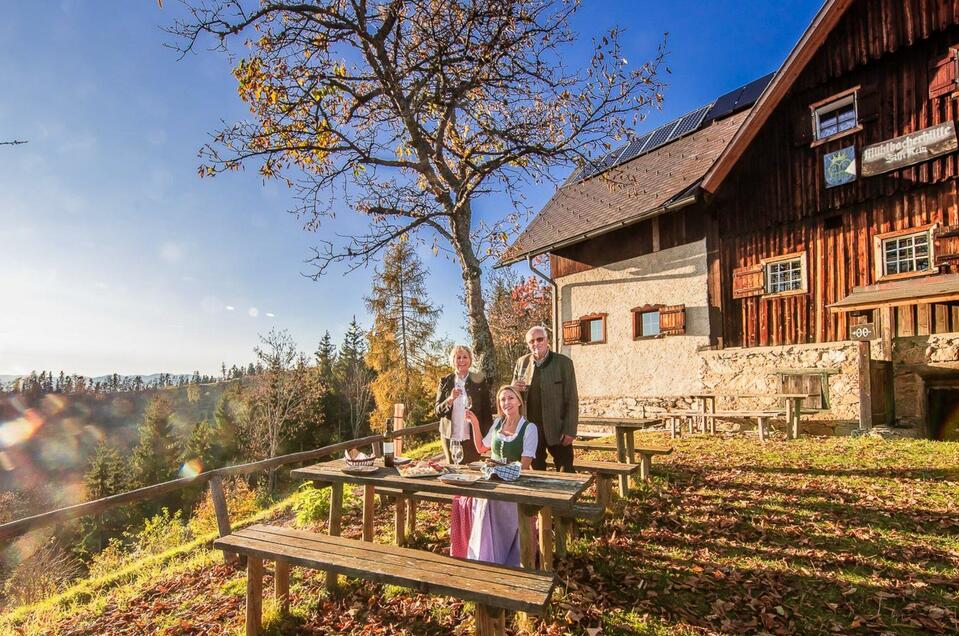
[398,460,443,478]
[438,472,484,485]
[341,465,379,475]
[392,456,412,466]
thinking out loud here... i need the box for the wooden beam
[274,560,290,615]
[879,305,895,361]
[246,557,264,636]
[210,475,238,565]
[476,605,507,636]
[326,482,343,592]
[857,340,873,431]
[537,507,553,571]
[362,484,376,542]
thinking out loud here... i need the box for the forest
[0,243,550,610]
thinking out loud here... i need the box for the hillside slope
[2,436,957,635]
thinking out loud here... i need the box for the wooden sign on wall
[862,121,958,177]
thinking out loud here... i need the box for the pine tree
[335,318,375,439]
[82,443,128,551]
[365,240,441,428]
[182,419,220,472]
[315,331,342,438]
[131,396,181,489]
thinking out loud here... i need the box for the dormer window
[813,92,858,140]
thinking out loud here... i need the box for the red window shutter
[732,263,765,299]
[934,225,959,265]
[562,319,583,345]
[929,51,958,100]
[659,304,686,336]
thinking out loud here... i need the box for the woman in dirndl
[464,385,537,566]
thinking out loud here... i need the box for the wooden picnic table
[291,458,593,572]
[686,393,809,439]
[578,417,663,491]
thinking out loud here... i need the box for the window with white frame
[882,229,932,276]
[813,93,858,140]
[764,254,806,294]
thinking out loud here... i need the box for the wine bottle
[383,417,395,467]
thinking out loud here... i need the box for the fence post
[393,403,406,456]
[209,475,239,565]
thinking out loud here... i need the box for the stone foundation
[697,341,861,435]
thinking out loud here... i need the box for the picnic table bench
[572,439,673,491]
[215,524,555,636]
[687,393,809,439]
[666,409,779,442]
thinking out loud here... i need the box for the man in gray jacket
[512,325,578,472]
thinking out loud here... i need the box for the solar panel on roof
[735,71,775,110]
[617,133,652,164]
[643,120,680,154]
[667,104,712,142]
[704,72,775,123]
[704,87,744,123]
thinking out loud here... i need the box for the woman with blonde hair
[464,384,538,566]
[434,344,492,465]
[434,344,492,558]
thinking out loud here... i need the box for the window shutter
[732,263,765,299]
[659,304,686,336]
[858,84,880,123]
[934,225,959,265]
[562,319,583,345]
[929,51,958,99]
[793,113,814,145]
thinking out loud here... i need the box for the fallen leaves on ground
[19,436,959,635]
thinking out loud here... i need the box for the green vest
[491,418,530,462]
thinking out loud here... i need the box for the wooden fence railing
[0,418,439,544]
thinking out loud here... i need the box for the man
[512,325,578,472]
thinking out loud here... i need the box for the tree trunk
[451,204,498,384]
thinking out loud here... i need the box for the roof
[499,109,750,265]
[829,274,959,312]
[701,0,853,193]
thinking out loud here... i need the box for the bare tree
[246,328,311,491]
[170,0,667,380]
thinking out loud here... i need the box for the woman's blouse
[483,417,537,462]
[450,372,469,441]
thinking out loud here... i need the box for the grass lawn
[3,435,957,635]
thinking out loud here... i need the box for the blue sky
[0,0,821,377]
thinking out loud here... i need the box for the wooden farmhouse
[502,0,959,440]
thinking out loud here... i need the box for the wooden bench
[666,410,779,441]
[215,524,555,636]
[572,441,672,485]
[571,459,640,502]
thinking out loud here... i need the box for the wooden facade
[711,0,959,348]
[550,205,707,278]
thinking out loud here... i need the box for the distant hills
[0,373,193,391]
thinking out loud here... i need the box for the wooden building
[503,0,959,439]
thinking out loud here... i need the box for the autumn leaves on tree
[171,0,666,382]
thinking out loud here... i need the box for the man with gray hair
[512,325,578,472]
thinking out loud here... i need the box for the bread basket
[345,448,375,467]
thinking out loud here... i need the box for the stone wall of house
[697,341,861,435]
[559,238,710,402]
[892,333,959,431]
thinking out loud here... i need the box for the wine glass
[462,392,472,411]
[450,439,464,467]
